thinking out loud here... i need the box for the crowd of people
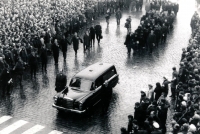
[0,0,121,96]
[120,11,200,134]
[124,1,179,55]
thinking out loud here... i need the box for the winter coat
[147,34,156,46]
[116,10,122,19]
[40,47,48,62]
[71,36,81,51]
[60,38,70,52]
[29,54,38,67]
[83,34,90,49]
[124,34,132,48]
[154,86,163,101]
[95,25,102,35]
[90,27,96,39]
[55,73,67,89]
[51,43,59,57]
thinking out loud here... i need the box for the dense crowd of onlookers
[124,1,179,55]
[121,11,200,134]
[0,0,123,95]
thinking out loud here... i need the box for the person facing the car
[55,69,67,92]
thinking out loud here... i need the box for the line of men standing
[124,1,179,55]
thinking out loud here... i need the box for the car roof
[74,62,115,81]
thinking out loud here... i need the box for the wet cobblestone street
[0,0,197,133]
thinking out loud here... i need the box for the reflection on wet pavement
[0,0,196,133]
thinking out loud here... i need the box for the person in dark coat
[154,24,161,47]
[90,24,96,46]
[147,30,156,54]
[127,115,134,134]
[101,81,112,114]
[162,77,171,97]
[134,102,141,122]
[1,65,12,96]
[157,98,170,133]
[83,30,90,53]
[124,32,132,55]
[71,32,83,56]
[40,44,48,72]
[19,45,28,64]
[170,67,178,99]
[55,69,67,92]
[60,35,70,61]
[4,48,14,68]
[161,23,168,44]
[44,29,51,51]
[154,82,163,101]
[51,39,59,65]
[29,51,38,78]
[13,57,24,85]
[116,8,122,25]
[95,23,102,44]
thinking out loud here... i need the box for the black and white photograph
[0,0,200,133]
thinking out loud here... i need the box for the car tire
[85,107,93,116]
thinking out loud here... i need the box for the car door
[103,67,119,88]
[90,77,103,107]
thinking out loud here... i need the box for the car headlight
[79,103,83,110]
[53,96,58,103]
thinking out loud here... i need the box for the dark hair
[120,127,127,133]
[128,115,133,120]
[156,82,161,88]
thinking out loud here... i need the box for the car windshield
[69,77,93,91]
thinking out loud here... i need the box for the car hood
[59,87,89,101]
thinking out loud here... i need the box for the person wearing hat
[95,22,102,44]
[140,90,147,103]
[188,124,197,133]
[151,121,162,134]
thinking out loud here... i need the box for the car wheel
[84,107,92,116]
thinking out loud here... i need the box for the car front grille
[66,99,73,109]
[56,98,73,109]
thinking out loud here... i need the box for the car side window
[90,82,95,91]
[95,77,103,89]
[102,67,116,81]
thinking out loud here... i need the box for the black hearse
[52,62,119,113]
